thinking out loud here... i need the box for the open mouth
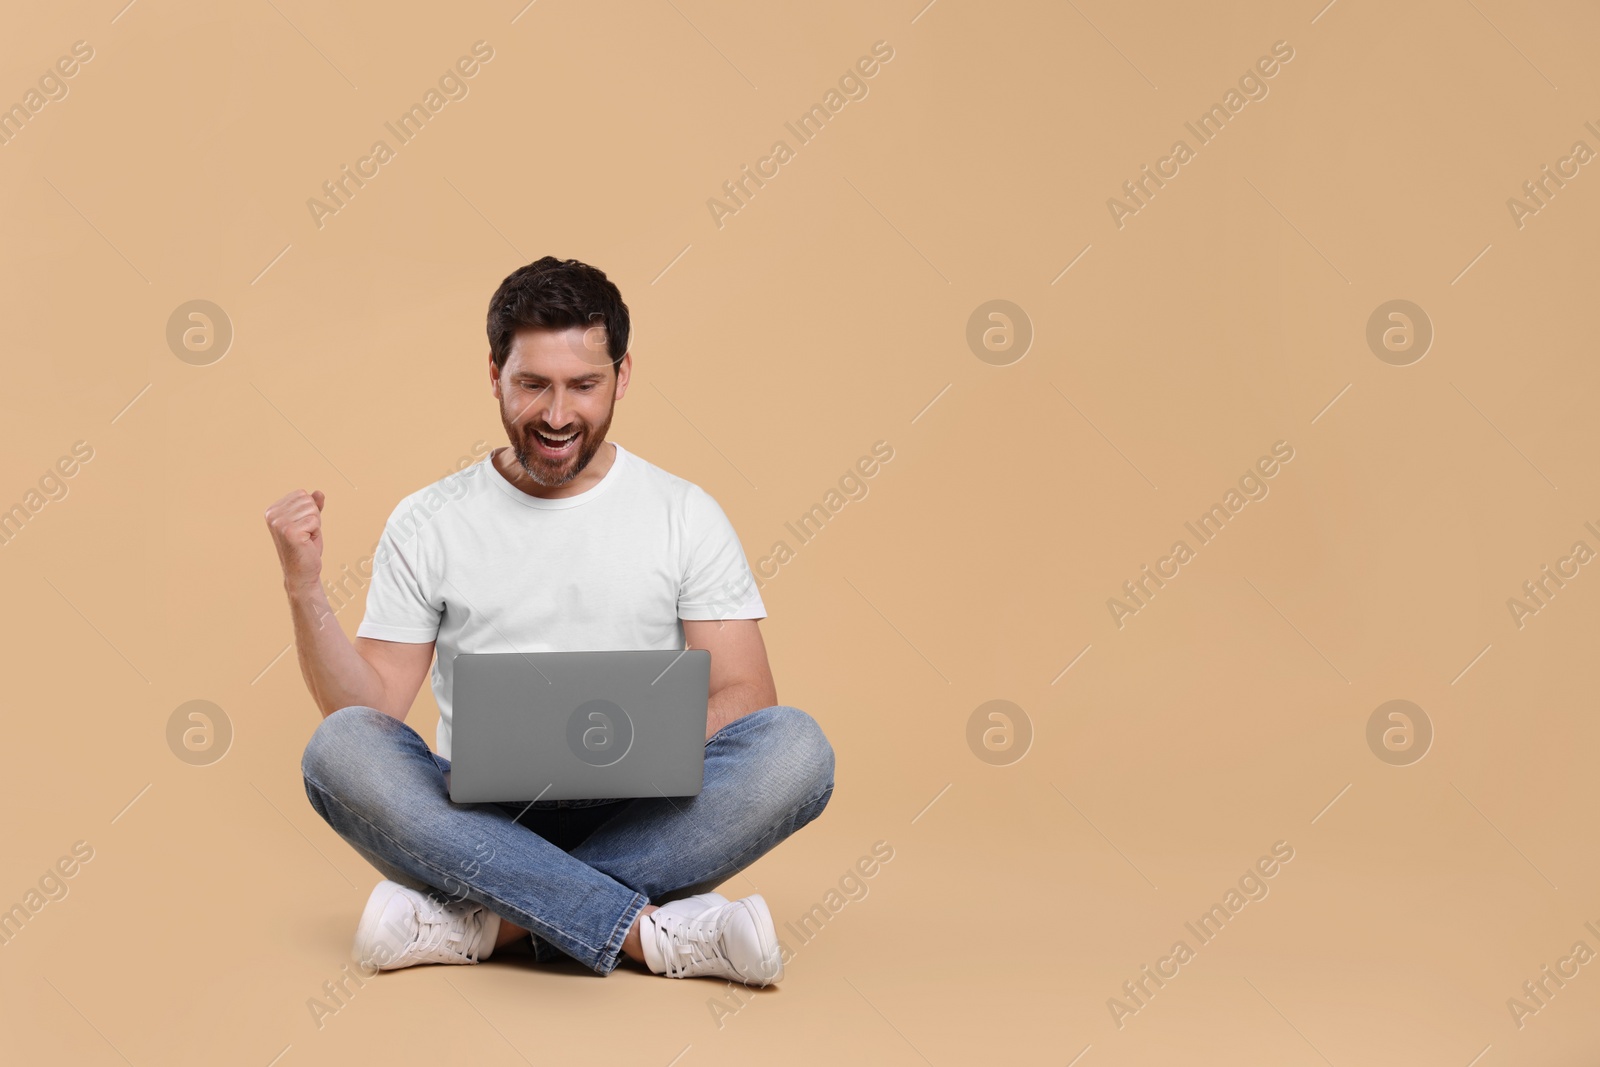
[531,428,580,457]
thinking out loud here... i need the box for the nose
[543,389,575,431]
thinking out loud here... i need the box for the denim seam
[599,893,650,976]
[302,769,622,967]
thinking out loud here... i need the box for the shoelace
[653,911,724,978]
[408,897,489,963]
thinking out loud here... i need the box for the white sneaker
[640,892,784,985]
[352,880,501,971]
[652,891,728,920]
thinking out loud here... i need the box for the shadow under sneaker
[640,893,784,985]
[352,880,501,971]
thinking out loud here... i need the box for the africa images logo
[1105,39,1296,229]
[1106,441,1295,629]
[566,699,633,767]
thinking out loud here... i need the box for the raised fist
[264,489,326,589]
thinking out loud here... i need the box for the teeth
[539,430,577,443]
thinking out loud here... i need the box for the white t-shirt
[356,441,766,758]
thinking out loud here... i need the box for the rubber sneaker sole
[352,880,413,971]
[738,894,784,986]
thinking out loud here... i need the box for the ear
[489,352,503,399]
[614,351,632,401]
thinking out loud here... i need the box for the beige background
[3,0,1599,1063]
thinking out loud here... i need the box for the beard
[501,389,616,488]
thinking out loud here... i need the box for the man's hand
[265,489,326,591]
[264,489,430,721]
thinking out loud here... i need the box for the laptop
[447,648,711,804]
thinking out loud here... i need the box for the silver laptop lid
[448,649,710,803]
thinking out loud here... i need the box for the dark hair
[486,256,630,372]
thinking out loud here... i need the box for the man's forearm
[705,680,778,740]
[286,581,385,718]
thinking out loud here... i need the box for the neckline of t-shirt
[483,440,630,510]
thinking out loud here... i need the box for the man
[264,256,834,985]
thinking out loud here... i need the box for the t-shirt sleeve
[678,486,767,621]
[355,498,444,643]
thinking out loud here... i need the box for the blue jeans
[300,703,835,976]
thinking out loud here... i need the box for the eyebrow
[512,372,606,384]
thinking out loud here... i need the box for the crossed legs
[301,703,835,976]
